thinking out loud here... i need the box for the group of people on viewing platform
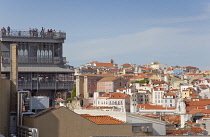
[0,26,61,38]
[1,26,10,36]
[29,27,59,38]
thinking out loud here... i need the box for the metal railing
[17,126,39,137]
[2,56,65,64]
[18,81,73,90]
[0,30,66,40]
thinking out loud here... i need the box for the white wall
[127,113,166,135]
[74,109,166,135]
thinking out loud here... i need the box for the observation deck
[0,30,66,43]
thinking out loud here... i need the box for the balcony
[18,81,73,90]
[2,56,66,64]
[0,30,66,40]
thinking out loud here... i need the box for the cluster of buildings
[1,28,210,137]
[74,60,210,135]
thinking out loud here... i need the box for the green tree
[71,86,76,98]
[132,79,149,84]
[66,98,73,103]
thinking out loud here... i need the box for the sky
[0,0,210,70]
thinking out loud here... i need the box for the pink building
[97,77,128,92]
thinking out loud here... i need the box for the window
[132,126,141,132]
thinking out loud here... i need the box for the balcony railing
[2,56,66,64]
[0,30,66,40]
[18,81,73,90]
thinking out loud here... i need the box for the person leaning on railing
[1,27,6,36]
[7,26,10,35]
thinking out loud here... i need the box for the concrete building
[162,93,177,108]
[97,76,128,92]
[0,79,12,136]
[0,29,74,105]
[93,92,130,112]
[116,86,135,95]
[150,62,167,71]
[23,107,150,137]
[138,104,176,115]
[74,109,166,135]
[152,87,166,105]
[76,73,115,98]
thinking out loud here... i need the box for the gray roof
[2,66,74,73]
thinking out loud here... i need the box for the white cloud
[147,2,210,25]
[63,27,210,69]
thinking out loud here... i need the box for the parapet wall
[0,79,11,136]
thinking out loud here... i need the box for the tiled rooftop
[81,114,125,124]
[100,92,130,99]
[138,104,175,110]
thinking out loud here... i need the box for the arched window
[49,50,52,58]
[24,50,28,56]
[19,49,23,56]
[45,50,48,57]
[37,50,40,57]
[41,50,44,57]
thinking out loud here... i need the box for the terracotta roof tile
[97,76,118,82]
[95,63,115,67]
[138,104,175,110]
[121,63,132,67]
[100,92,130,99]
[152,81,165,84]
[81,114,125,124]
[56,98,64,101]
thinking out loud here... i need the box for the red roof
[186,99,210,112]
[121,63,131,67]
[95,63,115,67]
[152,81,165,84]
[56,98,64,101]
[185,66,196,68]
[81,114,125,124]
[100,92,130,99]
[138,104,175,110]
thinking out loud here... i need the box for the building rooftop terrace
[0,29,66,40]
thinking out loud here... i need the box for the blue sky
[1,0,210,70]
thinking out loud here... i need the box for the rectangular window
[132,126,141,132]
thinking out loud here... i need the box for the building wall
[97,81,113,92]
[93,98,129,112]
[0,79,11,136]
[182,90,190,98]
[74,109,166,136]
[113,78,128,91]
[153,90,165,105]
[23,107,148,137]
[83,76,88,98]
[162,97,176,107]
[76,76,84,97]
[127,113,166,135]
[87,77,98,96]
